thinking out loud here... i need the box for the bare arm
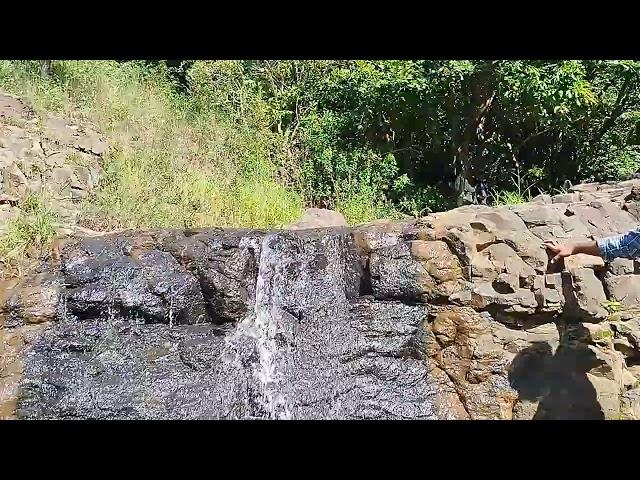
[544,239,601,264]
[545,228,640,264]
[567,240,601,257]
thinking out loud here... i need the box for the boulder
[0,274,61,326]
[288,208,347,230]
[3,162,28,197]
[370,242,463,302]
[604,274,640,307]
[567,268,609,320]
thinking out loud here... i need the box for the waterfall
[251,233,292,419]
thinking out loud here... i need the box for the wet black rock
[12,182,640,419]
[17,228,451,419]
[61,236,207,324]
[18,320,265,419]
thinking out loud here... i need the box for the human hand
[543,240,574,264]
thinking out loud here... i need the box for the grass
[591,328,614,342]
[491,190,530,206]
[0,60,304,234]
[0,194,57,276]
[603,299,624,315]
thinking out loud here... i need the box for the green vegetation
[592,328,614,342]
[603,299,624,315]
[492,190,530,206]
[2,59,640,232]
[0,194,56,274]
[0,60,304,233]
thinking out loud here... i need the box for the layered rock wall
[3,180,640,419]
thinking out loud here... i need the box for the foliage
[233,60,640,213]
[603,300,624,315]
[0,60,303,232]
[0,194,57,275]
[2,59,640,230]
[491,190,529,206]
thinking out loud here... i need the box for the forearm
[569,240,601,257]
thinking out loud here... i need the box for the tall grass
[0,194,57,275]
[0,60,304,233]
[491,190,530,206]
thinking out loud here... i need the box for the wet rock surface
[18,320,265,419]
[5,178,640,419]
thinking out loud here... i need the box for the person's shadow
[507,321,605,420]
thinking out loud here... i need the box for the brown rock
[610,318,640,348]
[566,201,637,239]
[351,220,408,255]
[425,307,584,420]
[623,201,640,220]
[552,193,579,203]
[0,324,46,419]
[289,208,347,230]
[530,194,551,204]
[604,274,640,307]
[496,231,548,273]
[625,185,640,202]
[570,182,600,193]
[429,365,471,420]
[535,286,564,313]
[529,225,569,242]
[470,281,538,314]
[0,204,20,225]
[492,272,520,293]
[73,165,93,189]
[512,204,563,226]
[568,268,608,320]
[0,93,33,122]
[3,162,28,197]
[425,307,517,419]
[613,337,637,358]
[0,193,19,206]
[409,240,462,283]
[50,166,75,186]
[587,374,622,419]
[479,242,537,286]
[621,388,640,419]
[44,116,107,156]
[608,258,637,276]
[565,253,605,272]
[558,215,592,238]
[627,365,640,381]
[1,273,61,325]
[370,242,464,303]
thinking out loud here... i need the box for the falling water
[220,234,292,419]
[250,233,292,419]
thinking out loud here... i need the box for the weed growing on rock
[0,194,57,276]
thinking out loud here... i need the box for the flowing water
[16,229,442,420]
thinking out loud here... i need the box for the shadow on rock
[508,322,604,420]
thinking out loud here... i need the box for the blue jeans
[597,228,640,261]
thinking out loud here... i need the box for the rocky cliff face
[3,180,640,419]
[0,92,106,230]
